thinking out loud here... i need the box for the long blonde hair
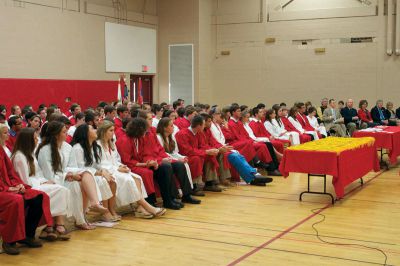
[0,123,8,146]
[97,120,115,151]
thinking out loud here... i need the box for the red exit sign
[142,65,148,72]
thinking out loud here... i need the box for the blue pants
[227,152,257,183]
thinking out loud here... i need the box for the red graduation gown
[115,132,155,194]
[296,113,322,139]
[248,120,289,154]
[228,119,272,163]
[5,134,16,152]
[0,147,52,243]
[114,117,123,130]
[281,117,312,143]
[174,117,191,130]
[220,125,256,162]
[175,128,205,178]
[143,127,169,165]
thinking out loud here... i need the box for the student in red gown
[228,105,281,176]
[6,115,23,152]
[277,106,312,143]
[176,115,223,193]
[68,103,81,126]
[174,106,197,130]
[295,102,322,138]
[116,118,182,210]
[0,146,53,255]
[114,105,129,130]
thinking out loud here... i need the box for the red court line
[226,170,385,266]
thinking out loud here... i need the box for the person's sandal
[39,226,58,241]
[154,208,166,217]
[75,223,96,230]
[134,211,154,219]
[54,224,71,241]
[88,204,108,214]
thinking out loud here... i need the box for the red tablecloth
[353,126,400,164]
[279,144,380,198]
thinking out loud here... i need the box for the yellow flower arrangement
[287,137,375,155]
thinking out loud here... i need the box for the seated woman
[264,109,301,146]
[357,100,379,128]
[385,101,400,126]
[306,107,327,137]
[116,118,182,210]
[70,124,117,222]
[26,112,42,135]
[37,121,108,230]
[12,127,71,240]
[162,109,180,137]
[278,106,312,144]
[97,121,165,218]
[287,107,319,140]
[0,123,12,157]
[0,146,53,255]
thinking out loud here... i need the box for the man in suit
[322,99,347,137]
[341,99,367,136]
[370,100,389,125]
[396,106,400,119]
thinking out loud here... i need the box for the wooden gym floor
[1,166,399,266]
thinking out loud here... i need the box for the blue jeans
[227,151,257,183]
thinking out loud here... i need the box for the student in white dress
[287,107,320,141]
[0,124,12,157]
[97,121,166,219]
[37,121,108,230]
[69,124,117,222]
[163,110,180,137]
[264,109,300,146]
[306,107,327,137]
[12,127,71,240]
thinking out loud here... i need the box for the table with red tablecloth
[279,137,380,201]
[353,126,400,165]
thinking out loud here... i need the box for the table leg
[299,174,335,204]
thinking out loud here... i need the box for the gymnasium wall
[0,0,157,111]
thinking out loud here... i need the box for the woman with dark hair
[162,109,180,137]
[357,100,378,127]
[97,121,165,218]
[37,121,107,230]
[264,109,300,145]
[277,106,311,144]
[306,107,327,137]
[70,124,116,222]
[287,107,319,140]
[12,128,71,240]
[116,118,183,210]
[26,112,42,136]
[156,118,200,203]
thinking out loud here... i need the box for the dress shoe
[203,185,222,192]
[164,201,181,210]
[2,242,20,255]
[192,189,205,196]
[268,170,282,176]
[172,199,185,208]
[253,174,273,183]
[17,238,42,248]
[250,180,266,186]
[182,195,201,204]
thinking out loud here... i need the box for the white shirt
[243,122,269,143]
[210,122,226,145]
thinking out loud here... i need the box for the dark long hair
[70,124,101,167]
[272,104,282,126]
[288,107,298,119]
[156,117,175,153]
[265,109,275,122]
[36,121,65,174]
[12,127,37,176]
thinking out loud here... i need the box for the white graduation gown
[13,151,71,217]
[97,140,147,207]
[69,144,113,202]
[288,117,319,140]
[307,115,327,137]
[37,142,89,225]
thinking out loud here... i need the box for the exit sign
[142,65,148,72]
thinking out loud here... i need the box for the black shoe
[173,199,185,208]
[254,175,273,183]
[164,201,181,210]
[182,195,201,204]
[203,185,222,192]
[250,180,266,186]
[192,189,205,196]
[17,238,42,248]
[268,170,282,176]
[2,242,20,255]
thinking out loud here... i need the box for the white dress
[97,140,147,207]
[13,151,71,217]
[288,117,319,140]
[264,119,300,145]
[37,142,92,225]
[157,134,193,189]
[69,144,113,202]
[307,115,327,137]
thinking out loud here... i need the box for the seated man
[201,113,272,186]
[175,115,222,192]
[316,98,329,124]
[340,99,366,136]
[114,105,130,130]
[6,115,22,152]
[371,100,389,125]
[174,106,197,130]
[0,146,53,255]
[322,99,347,137]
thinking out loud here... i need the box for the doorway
[130,75,153,105]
